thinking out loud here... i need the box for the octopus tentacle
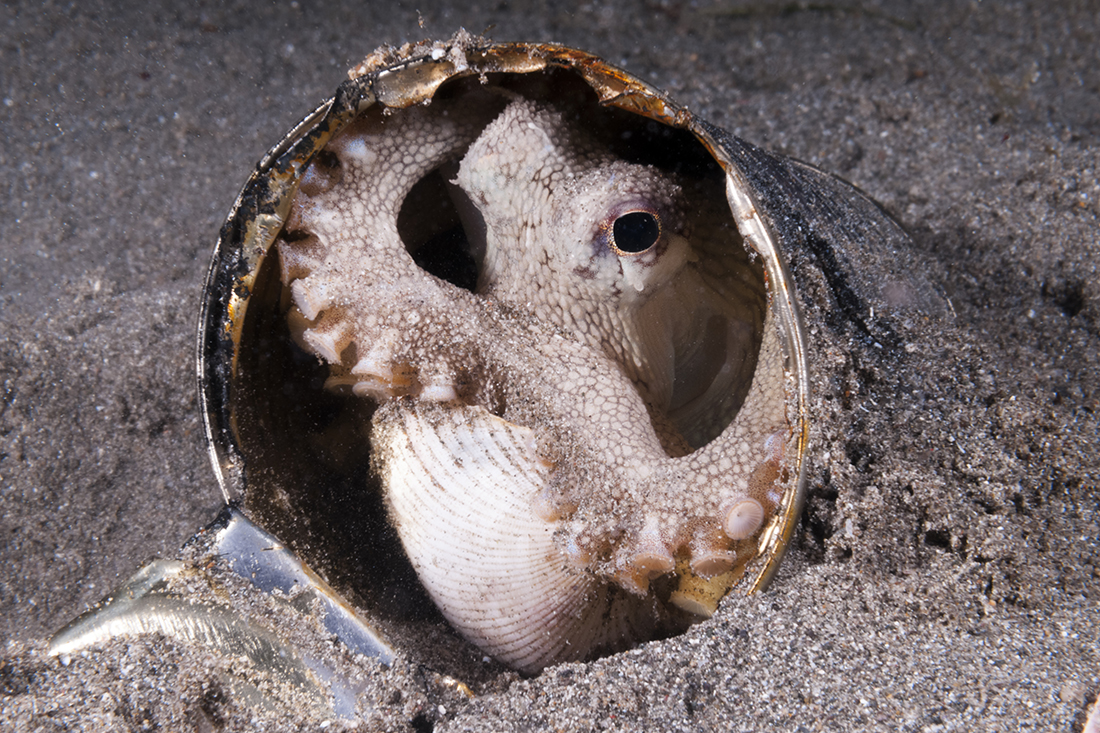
[278,94,786,671]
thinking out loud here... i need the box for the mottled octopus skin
[455,100,767,450]
[278,93,788,672]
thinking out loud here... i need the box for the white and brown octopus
[276,87,789,673]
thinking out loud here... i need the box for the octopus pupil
[612,211,660,254]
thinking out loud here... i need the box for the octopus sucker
[723,498,767,541]
[688,524,737,577]
[288,277,334,322]
[300,311,354,364]
[276,232,325,284]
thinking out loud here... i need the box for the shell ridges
[374,401,661,673]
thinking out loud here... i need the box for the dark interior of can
[229,64,765,680]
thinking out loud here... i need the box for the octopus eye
[610,210,661,255]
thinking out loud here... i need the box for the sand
[1,0,1096,730]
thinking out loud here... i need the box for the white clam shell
[373,401,659,674]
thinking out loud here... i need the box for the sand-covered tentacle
[276,94,505,391]
[546,313,789,594]
[674,311,790,557]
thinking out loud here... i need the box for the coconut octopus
[276,87,790,673]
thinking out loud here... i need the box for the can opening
[224,57,780,676]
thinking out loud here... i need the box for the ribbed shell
[372,401,661,673]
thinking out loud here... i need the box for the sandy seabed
[1,1,1097,730]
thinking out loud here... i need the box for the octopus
[276,86,790,673]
